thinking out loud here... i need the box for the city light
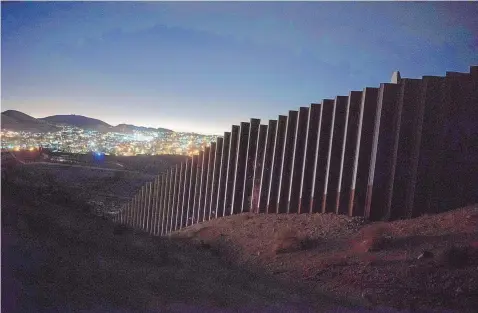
[1,125,218,156]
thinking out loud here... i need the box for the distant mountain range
[1,110,173,133]
[1,110,60,133]
[40,114,112,132]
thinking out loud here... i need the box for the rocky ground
[174,207,478,312]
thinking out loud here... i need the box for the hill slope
[2,173,346,313]
[111,123,173,134]
[2,110,189,135]
[40,114,112,132]
[175,206,478,312]
[1,110,59,132]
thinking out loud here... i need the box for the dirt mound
[174,206,478,312]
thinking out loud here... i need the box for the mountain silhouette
[1,110,59,132]
[1,111,174,134]
[40,114,112,132]
[111,123,173,134]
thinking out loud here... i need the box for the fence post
[321,99,338,213]
[144,182,152,231]
[119,205,124,224]
[157,173,166,235]
[278,110,298,213]
[209,137,223,220]
[169,165,179,233]
[224,125,240,216]
[267,116,287,213]
[336,92,363,216]
[141,185,147,230]
[204,142,216,221]
[325,96,348,214]
[122,204,127,224]
[241,118,260,213]
[149,179,158,233]
[132,195,138,227]
[186,155,198,227]
[174,162,185,231]
[162,169,172,235]
[463,68,478,207]
[410,77,446,217]
[421,75,473,215]
[142,184,148,230]
[127,197,133,227]
[136,185,145,229]
[288,107,309,213]
[258,120,277,213]
[135,189,142,229]
[424,73,478,216]
[386,80,422,219]
[180,158,192,229]
[130,194,135,228]
[198,147,210,223]
[299,103,322,213]
[364,84,400,220]
[348,88,379,217]
[215,133,230,218]
[310,100,334,213]
[151,176,160,235]
[250,124,268,213]
[232,122,250,214]
[135,187,141,229]
[192,151,204,224]
[140,183,146,230]
[135,186,142,229]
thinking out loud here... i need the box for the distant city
[1,111,218,156]
[1,127,217,156]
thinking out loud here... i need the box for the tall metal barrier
[113,66,478,235]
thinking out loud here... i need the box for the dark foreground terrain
[3,165,476,312]
[2,167,359,313]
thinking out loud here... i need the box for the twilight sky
[2,2,478,135]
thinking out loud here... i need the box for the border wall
[113,66,478,235]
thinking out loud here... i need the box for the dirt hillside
[2,174,358,313]
[174,206,478,312]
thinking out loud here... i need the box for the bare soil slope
[174,207,478,312]
[2,175,358,313]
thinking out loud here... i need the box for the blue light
[93,151,105,162]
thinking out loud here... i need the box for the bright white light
[133,133,153,141]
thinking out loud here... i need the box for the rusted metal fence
[113,66,478,235]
